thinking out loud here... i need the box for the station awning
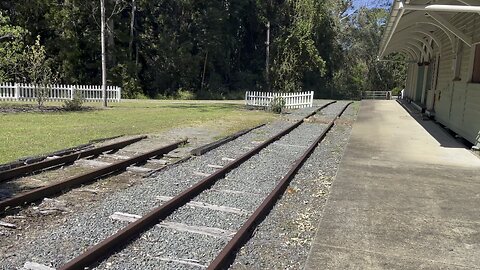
[378,0,480,62]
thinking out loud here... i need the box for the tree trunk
[107,18,115,65]
[129,0,136,61]
[266,21,271,91]
[101,0,107,107]
[201,50,208,91]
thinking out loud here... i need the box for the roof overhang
[378,0,480,62]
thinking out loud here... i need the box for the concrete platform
[305,100,480,269]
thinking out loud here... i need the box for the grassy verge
[0,100,275,164]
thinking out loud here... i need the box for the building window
[472,44,480,83]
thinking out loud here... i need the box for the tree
[270,0,331,93]
[0,0,403,100]
[0,11,27,83]
[24,36,55,107]
[333,7,406,99]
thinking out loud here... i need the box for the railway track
[0,136,191,215]
[0,136,147,182]
[0,140,187,213]
[54,101,352,270]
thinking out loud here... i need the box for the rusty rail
[0,136,147,183]
[0,139,186,212]
[208,102,353,269]
[58,101,337,270]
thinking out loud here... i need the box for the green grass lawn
[0,100,275,164]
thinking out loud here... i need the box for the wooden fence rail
[0,83,121,102]
[245,91,314,109]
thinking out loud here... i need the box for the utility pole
[266,21,271,91]
[100,0,107,107]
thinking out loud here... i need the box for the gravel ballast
[231,103,358,269]
[0,100,353,270]
[94,101,352,270]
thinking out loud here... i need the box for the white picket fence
[245,91,314,109]
[0,83,121,102]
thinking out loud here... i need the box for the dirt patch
[0,104,97,114]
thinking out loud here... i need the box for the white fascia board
[378,1,405,59]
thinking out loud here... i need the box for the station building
[379,0,480,148]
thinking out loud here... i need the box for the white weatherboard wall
[0,83,121,102]
[392,11,480,146]
[430,13,480,147]
[245,91,314,109]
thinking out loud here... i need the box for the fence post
[14,83,20,100]
[117,87,121,102]
[70,86,75,100]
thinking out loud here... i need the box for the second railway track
[0,101,352,270]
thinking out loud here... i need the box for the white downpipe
[403,4,480,13]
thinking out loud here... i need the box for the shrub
[154,93,168,100]
[197,88,224,100]
[270,96,285,114]
[63,91,84,111]
[391,87,402,96]
[176,88,196,100]
[134,92,149,99]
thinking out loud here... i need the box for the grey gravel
[230,102,359,270]
[94,102,352,270]
[0,100,352,270]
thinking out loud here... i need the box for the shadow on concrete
[396,99,469,149]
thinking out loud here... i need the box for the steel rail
[208,102,353,270]
[58,101,337,270]
[0,139,186,212]
[0,136,147,183]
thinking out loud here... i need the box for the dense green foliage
[0,0,405,99]
[334,6,406,99]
